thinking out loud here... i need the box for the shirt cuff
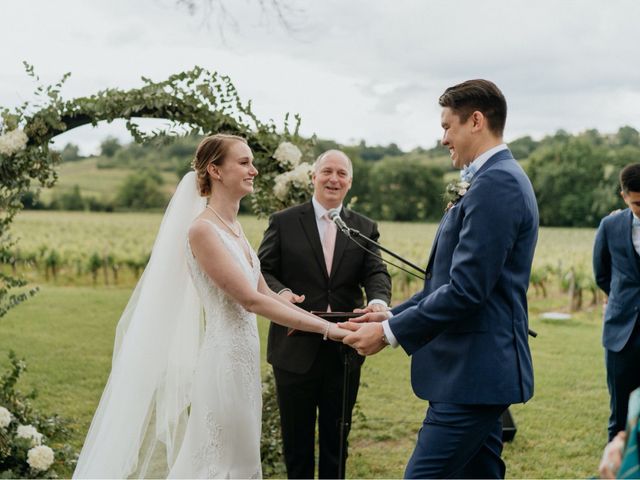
[368,299,388,307]
[382,318,399,348]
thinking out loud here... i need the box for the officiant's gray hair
[313,150,353,178]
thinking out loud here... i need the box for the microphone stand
[337,344,353,479]
[347,228,426,277]
[334,223,538,338]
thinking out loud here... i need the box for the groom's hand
[351,311,391,323]
[340,322,387,356]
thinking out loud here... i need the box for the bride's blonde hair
[192,133,248,196]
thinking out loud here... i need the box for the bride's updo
[192,133,248,196]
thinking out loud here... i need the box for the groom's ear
[470,111,485,132]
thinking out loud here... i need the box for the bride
[73,134,349,479]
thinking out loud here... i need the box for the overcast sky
[2,0,639,154]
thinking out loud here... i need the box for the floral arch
[0,64,315,315]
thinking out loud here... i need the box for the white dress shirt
[633,214,640,256]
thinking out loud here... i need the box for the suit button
[426,272,432,280]
[327,289,331,294]
[635,306,639,312]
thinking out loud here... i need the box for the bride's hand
[328,323,350,342]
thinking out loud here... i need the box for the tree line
[27,125,640,227]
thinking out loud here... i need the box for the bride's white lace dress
[169,220,262,479]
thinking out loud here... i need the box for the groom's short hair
[439,79,507,137]
[620,163,640,193]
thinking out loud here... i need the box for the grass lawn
[1,212,610,478]
[0,284,609,478]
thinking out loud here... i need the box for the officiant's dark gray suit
[258,201,391,479]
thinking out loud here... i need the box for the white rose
[0,128,29,156]
[273,142,302,167]
[27,445,55,472]
[16,424,43,446]
[273,173,291,201]
[0,406,11,428]
[292,163,313,186]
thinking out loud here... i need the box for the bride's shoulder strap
[194,217,219,230]
[190,218,227,246]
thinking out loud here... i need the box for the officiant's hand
[339,322,387,356]
[353,303,388,314]
[351,311,391,323]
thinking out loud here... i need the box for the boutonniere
[443,180,471,212]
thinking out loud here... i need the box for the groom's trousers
[404,402,508,479]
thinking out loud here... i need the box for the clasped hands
[281,290,391,356]
[333,304,392,356]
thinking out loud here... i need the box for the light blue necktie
[460,163,477,183]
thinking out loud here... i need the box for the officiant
[258,149,391,479]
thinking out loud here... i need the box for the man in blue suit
[341,79,539,478]
[593,163,640,442]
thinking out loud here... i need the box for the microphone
[327,208,352,236]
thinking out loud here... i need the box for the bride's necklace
[206,204,241,238]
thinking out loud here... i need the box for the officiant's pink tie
[322,213,337,275]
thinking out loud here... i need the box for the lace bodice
[185,220,261,339]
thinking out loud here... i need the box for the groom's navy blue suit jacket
[593,208,640,352]
[389,149,538,405]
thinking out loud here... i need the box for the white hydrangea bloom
[27,445,55,472]
[291,163,313,187]
[0,129,29,156]
[0,406,11,428]
[17,424,43,446]
[273,174,290,201]
[272,163,314,201]
[273,142,302,167]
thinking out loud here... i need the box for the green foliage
[260,371,286,477]
[0,351,77,477]
[115,170,167,210]
[526,130,637,227]
[99,136,121,158]
[49,185,86,211]
[354,158,445,221]
[59,143,81,162]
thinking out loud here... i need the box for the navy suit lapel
[425,209,450,273]
[299,202,328,279]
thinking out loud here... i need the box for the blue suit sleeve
[391,289,427,316]
[388,170,528,354]
[593,219,611,296]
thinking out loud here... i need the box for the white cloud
[2,0,640,152]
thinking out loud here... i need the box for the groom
[342,79,538,478]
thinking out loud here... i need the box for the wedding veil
[74,172,206,478]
